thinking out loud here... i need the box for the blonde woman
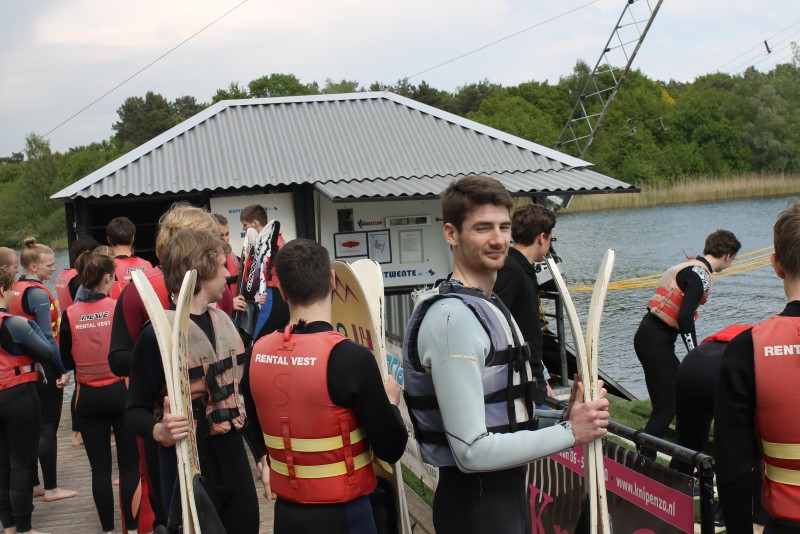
[8,238,75,503]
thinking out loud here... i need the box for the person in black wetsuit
[633,229,741,459]
[0,268,55,534]
[126,229,259,533]
[716,201,800,532]
[249,238,407,534]
[494,202,556,403]
[9,238,75,503]
[60,251,140,534]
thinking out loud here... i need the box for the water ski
[544,252,614,534]
[332,260,412,534]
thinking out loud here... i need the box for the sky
[1,0,798,156]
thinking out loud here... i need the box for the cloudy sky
[1,0,798,156]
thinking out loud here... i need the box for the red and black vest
[250,328,377,504]
[114,256,153,286]
[752,316,800,521]
[225,254,240,298]
[66,298,122,387]
[55,268,78,310]
[648,259,711,329]
[9,278,59,344]
[0,312,39,390]
[166,307,247,436]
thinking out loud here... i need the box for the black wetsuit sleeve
[125,325,167,440]
[59,311,75,371]
[714,328,756,530]
[0,316,54,365]
[327,340,407,463]
[676,268,704,352]
[23,287,66,374]
[68,276,81,301]
[109,285,141,377]
[240,355,268,462]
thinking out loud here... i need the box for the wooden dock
[31,409,434,533]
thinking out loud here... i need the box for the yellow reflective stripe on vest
[263,428,366,453]
[269,450,373,479]
[765,463,800,486]
[762,439,800,460]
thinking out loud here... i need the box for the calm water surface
[47,194,795,399]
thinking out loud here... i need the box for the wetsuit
[249,321,407,534]
[11,278,68,492]
[715,302,800,532]
[0,310,54,533]
[409,282,574,534]
[60,292,140,532]
[126,308,259,533]
[634,256,711,453]
[494,247,550,400]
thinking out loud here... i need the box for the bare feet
[70,432,83,447]
[31,485,44,498]
[4,526,17,534]
[42,487,77,502]
[19,530,51,534]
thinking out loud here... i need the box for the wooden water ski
[332,260,412,534]
[172,270,201,532]
[131,270,201,533]
[584,250,615,534]
[544,255,597,532]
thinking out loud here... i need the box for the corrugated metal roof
[52,92,636,201]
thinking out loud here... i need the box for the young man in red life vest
[239,205,288,340]
[107,216,152,291]
[716,201,800,532]
[633,229,740,459]
[249,239,407,534]
[212,213,241,299]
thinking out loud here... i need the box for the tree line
[2,61,799,246]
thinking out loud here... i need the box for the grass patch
[401,464,434,507]
[567,172,800,212]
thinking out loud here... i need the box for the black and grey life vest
[402,281,540,467]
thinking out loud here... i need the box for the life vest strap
[264,428,367,453]
[765,463,800,486]
[762,439,800,460]
[269,450,373,479]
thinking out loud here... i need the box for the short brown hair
[511,203,556,246]
[274,239,331,306]
[155,203,218,260]
[20,237,53,271]
[0,247,16,271]
[240,205,268,226]
[161,230,225,296]
[0,270,14,292]
[106,217,137,246]
[774,200,800,278]
[703,230,741,258]
[441,176,512,231]
[75,251,115,290]
[212,213,229,226]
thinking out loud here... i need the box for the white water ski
[332,260,412,534]
[544,255,598,533]
[584,250,615,534]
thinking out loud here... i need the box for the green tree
[171,95,207,123]
[113,91,174,147]
[321,79,361,94]
[212,82,250,103]
[467,91,560,146]
[247,73,318,98]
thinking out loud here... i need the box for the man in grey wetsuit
[403,176,610,534]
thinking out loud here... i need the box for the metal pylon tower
[555,0,664,161]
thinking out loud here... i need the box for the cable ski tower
[555,0,664,161]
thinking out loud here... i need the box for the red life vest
[701,324,751,344]
[55,268,78,310]
[9,279,60,344]
[647,259,711,329]
[166,307,246,435]
[66,298,122,387]
[250,328,377,504]
[225,254,240,297]
[0,312,39,390]
[114,256,153,285]
[752,316,800,521]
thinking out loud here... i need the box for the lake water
[48,194,796,399]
